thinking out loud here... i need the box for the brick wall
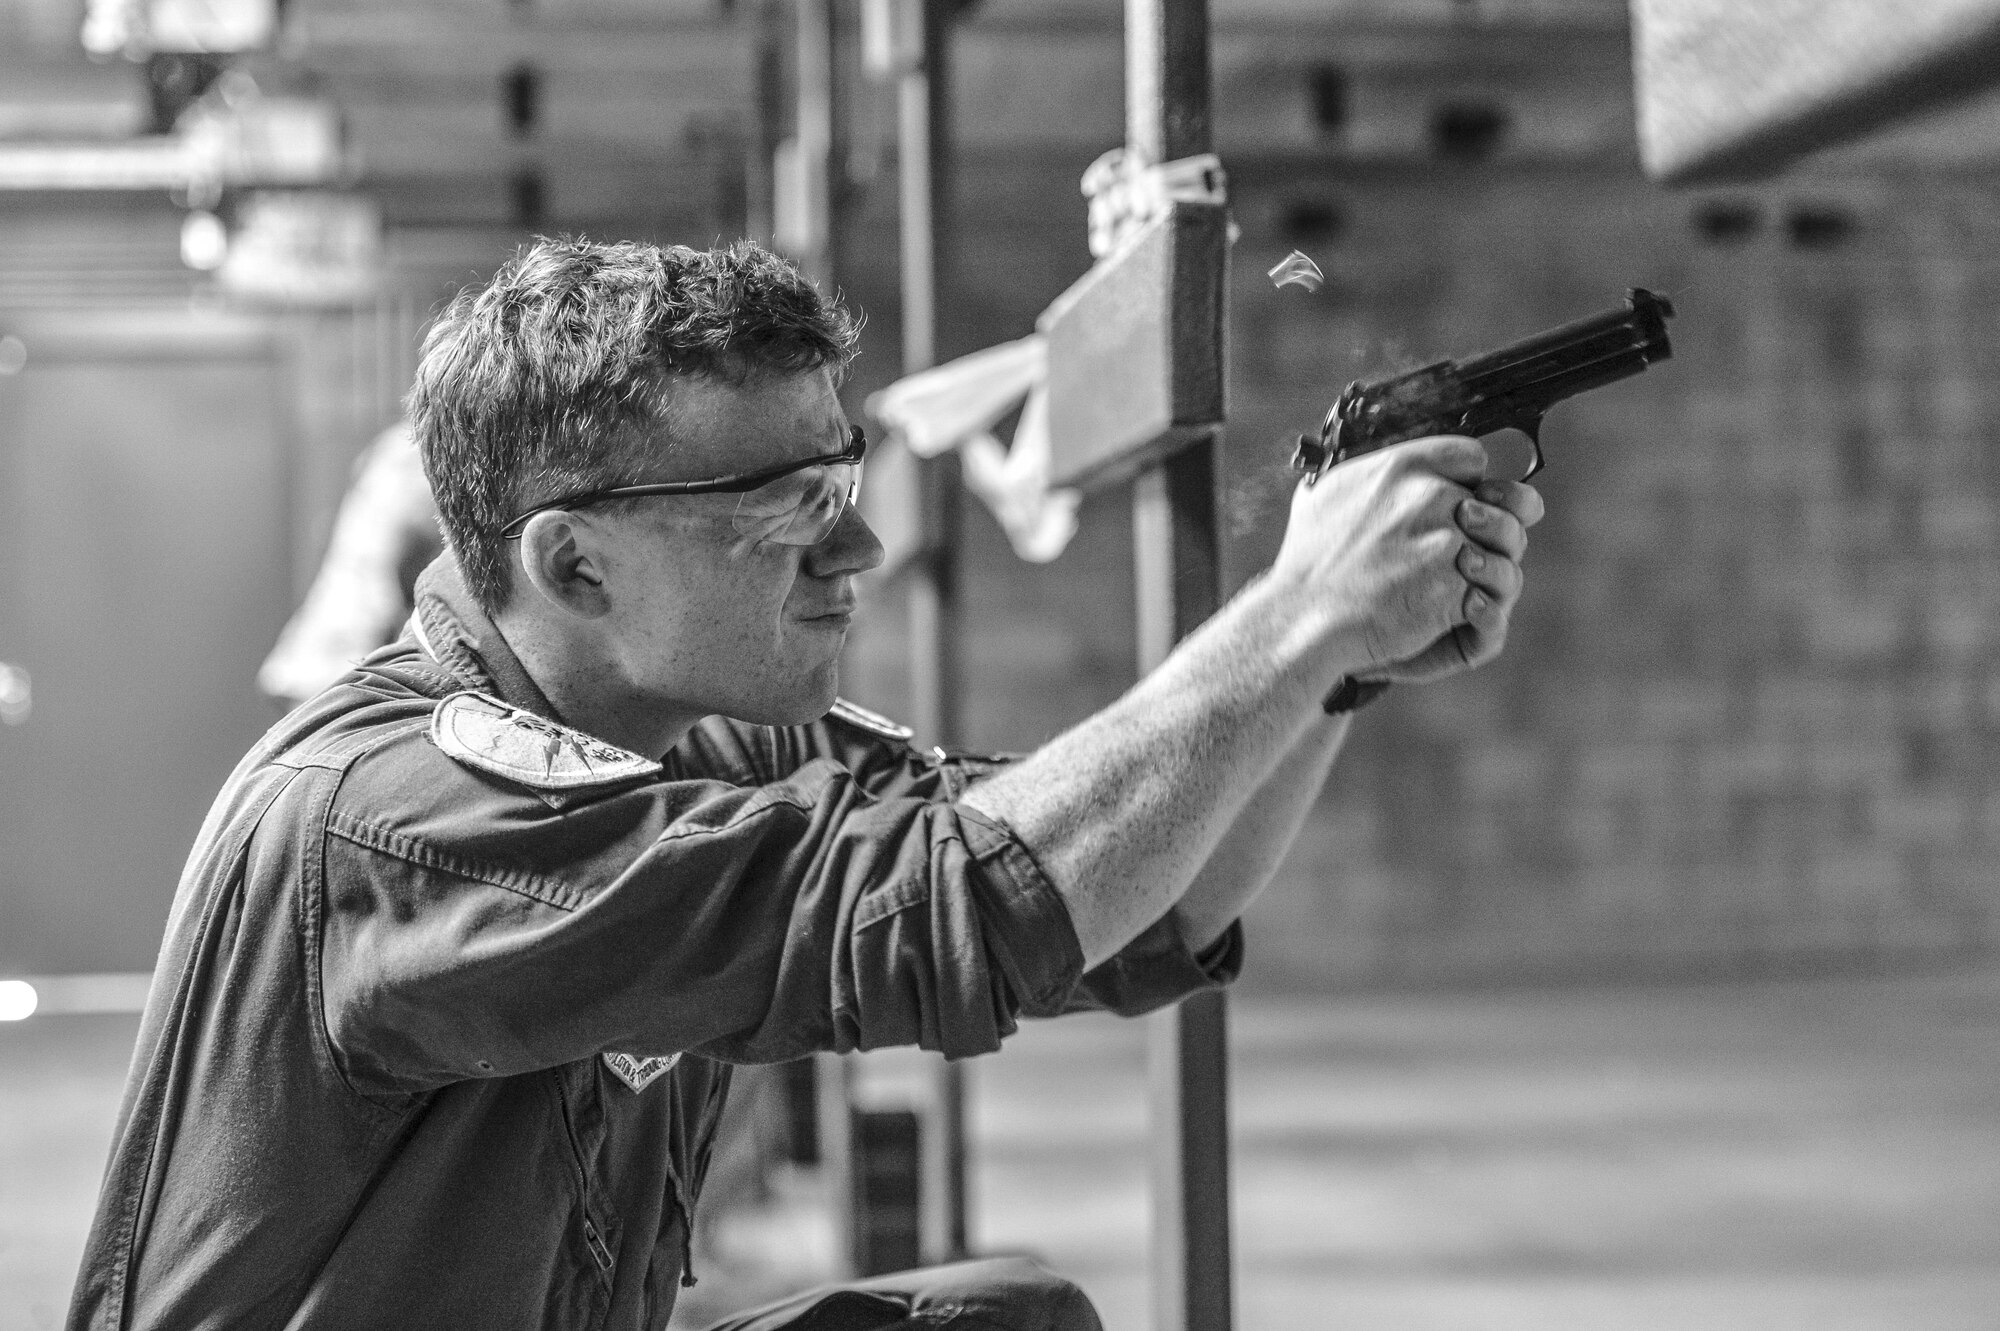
[843,158,2000,990]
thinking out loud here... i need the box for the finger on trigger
[1477,479,1546,528]
[1458,544,1521,601]
[1463,582,1508,636]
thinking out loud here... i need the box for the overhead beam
[1632,0,2000,182]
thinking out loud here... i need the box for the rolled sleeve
[318,731,1095,1093]
[1056,913,1244,1018]
[782,725,1244,1024]
[837,804,1084,1060]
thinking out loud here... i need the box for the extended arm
[1163,473,1544,952]
[966,438,1537,970]
[1170,710,1350,951]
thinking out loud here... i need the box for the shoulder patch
[603,1050,680,1093]
[430,691,662,791]
[827,697,916,743]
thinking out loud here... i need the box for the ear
[514,511,612,619]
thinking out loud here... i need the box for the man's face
[587,367,885,727]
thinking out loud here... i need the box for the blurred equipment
[215,191,383,305]
[0,54,345,196]
[0,980,37,1021]
[1632,0,2000,181]
[82,0,279,59]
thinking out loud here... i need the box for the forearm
[962,436,1534,972]
[1172,709,1351,951]
[962,568,1359,969]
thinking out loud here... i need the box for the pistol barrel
[1296,288,1676,481]
[1456,288,1674,405]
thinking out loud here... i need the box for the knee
[923,1257,1102,1331]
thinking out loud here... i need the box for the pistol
[1291,288,1675,485]
[1296,289,1675,715]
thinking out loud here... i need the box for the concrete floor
[963,968,2000,1331]
[5,968,1999,1331]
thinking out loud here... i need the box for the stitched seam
[105,767,299,1331]
[853,875,930,930]
[300,777,412,1121]
[436,629,493,692]
[326,812,584,911]
[339,678,432,703]
[274,716,432,775]
[317,717,432,768]
[646,780,827,849]
[378,661,460,695]
[958,823,1078,1010]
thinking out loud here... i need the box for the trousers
[699,1257,1104,1331]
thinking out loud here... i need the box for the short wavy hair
[409,237,861,613]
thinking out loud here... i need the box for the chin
[734,667,839,729]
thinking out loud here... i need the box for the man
[68,238,1541,1330]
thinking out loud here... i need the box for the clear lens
[731,462,859,545]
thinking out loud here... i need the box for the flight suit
[67,557,1240,1330]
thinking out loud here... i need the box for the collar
[411,554,567,723]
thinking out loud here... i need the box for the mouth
[798,605,856,628]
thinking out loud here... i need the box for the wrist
[1244,564,1381,690]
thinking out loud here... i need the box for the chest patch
[827,697,915,743]
[603,1050,680,1093]
[430,691,661,791]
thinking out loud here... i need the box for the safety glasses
[500,426,867,547]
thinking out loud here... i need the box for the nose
[806,498,885,578]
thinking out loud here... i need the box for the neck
[494,612,703,759]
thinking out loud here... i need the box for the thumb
[1393,433,1488,488]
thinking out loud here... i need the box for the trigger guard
[1480,423,1544,484]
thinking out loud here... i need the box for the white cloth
[258,420,441,703]
[865,336,1080,563]
[1080,148,1227,259]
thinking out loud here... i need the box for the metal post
[1126,2,1232,1329]
[789,0,859,1259]
[900,0,971,1265]
[790,0,835,287]
[745,0,786,244]
[817,1049,856,1272]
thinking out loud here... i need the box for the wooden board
[1037,200,1228,494]
[1632,0,2000,183]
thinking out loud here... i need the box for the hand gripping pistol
[1293,288,1675,713]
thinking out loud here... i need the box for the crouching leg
[703,1256,1102,1331]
